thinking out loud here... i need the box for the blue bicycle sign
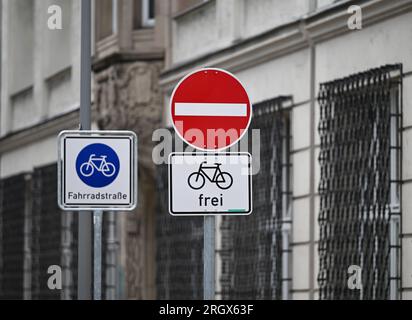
[76,143,120,188]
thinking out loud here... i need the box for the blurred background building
[0,0,412,300]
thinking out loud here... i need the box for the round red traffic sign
[170,68,252,151]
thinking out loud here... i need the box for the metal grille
[31,164,63,299]
[102,212,118,300]
[0,174,27,299]
[31,163,78,300]
[155,133,204,300]
[318,64,402,300]
[0,164,78,300]
[61,209,78,300]
[220,97,291,300]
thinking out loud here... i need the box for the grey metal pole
[203,216,215,300]
[93,211,103,300]
[78,0,93,300]
[80,0,91,130]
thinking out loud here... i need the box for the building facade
[0,0,412,300]
[0,0,83,299]
[158,0,412,300]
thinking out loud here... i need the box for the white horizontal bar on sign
[175,103,247,117]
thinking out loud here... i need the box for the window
[133,0,155,29]
[318,64,403,300]
[9,0,34,94]
[220,97,292,300]
[142,0,155,27]
[0,165,79,300]
[96,0,118,41]
[0,175,27,299]
[44,0,72,78]
[155,129,204,300]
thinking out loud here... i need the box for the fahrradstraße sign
[58,131,138,211]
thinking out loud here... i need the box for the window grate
[0,175,27,299]
[220,96,292,300]
[155,132,204,300]
[318,64,402,300]
[0,164,78,300]
[31,164,78,300]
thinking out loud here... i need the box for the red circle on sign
[170,68,252,151]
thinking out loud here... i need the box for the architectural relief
[95,61,164,170]
[95,60,163,299]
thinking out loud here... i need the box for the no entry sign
[170,68,252,151]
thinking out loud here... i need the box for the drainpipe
[23,173,33,300]
[299,12,317,300]
[281,114,292,300]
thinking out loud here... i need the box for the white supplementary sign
[169,153,252,216]
[58,131,138,211]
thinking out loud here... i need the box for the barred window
[96,0,118,40]
[155,131,204,300]
[220,97,292,300]
[155,98,292,300]
[0,164,78,300]
[0,175,27,299]
[31,164,78,300]
[318,64,403,300]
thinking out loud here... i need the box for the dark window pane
[149,0,155,20]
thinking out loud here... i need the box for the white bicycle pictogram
[79,154,116,178]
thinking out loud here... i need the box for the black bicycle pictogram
[188,162,233,190]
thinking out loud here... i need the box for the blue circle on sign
[75,143,120,188]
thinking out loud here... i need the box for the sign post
[169,152,252,300]
[79,0,92,300]
[72,2,139,299]
[58,131,138,211]
[169,68,252,300]
[93,210,103,300]
[204,216,215,300]
[58,130,138,300]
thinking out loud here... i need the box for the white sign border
[168,152,253,216]
[58,130,138,212]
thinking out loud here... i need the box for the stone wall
[94,60,163,299]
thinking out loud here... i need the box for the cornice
[306,0,412,42]
[172,0,215,20]
[159,0,412,92]
[0,109,81,154]
[92,51,164,73]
